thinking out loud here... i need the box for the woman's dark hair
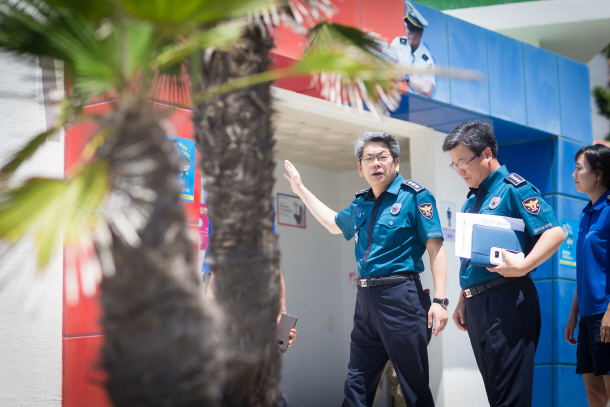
[574,144,610,190]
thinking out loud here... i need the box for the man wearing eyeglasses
[284,132,448,407]
[442,120,565,407]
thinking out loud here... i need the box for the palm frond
[119,0,278,29]
[43,0,114,21]
[0,160,110,269]
[153,21,245,70]
[0,3,163,103]
[0,127,59,177]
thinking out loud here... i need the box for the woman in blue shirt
[565,144,610,407]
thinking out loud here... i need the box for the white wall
[274,160,363,406]
[588,53,610,142]
[0,53,64,406]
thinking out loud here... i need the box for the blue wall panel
[487,31,527,126]
[535,280,552,365]
[554,365,588,407]
[533,365,552,407]
[552,194,589,279]
[534,251,553,280]
[414,3,450,104]
[523,44,561,135]
[555,138,589,197]
[447,16,490,115]
[498,138,554,195]
[407,105,479,127]
[554,280,578,364]
[558,56,593,144]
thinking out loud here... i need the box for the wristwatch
[433,298,449,309]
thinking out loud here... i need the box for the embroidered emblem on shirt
[489,195,501,210]
[418,203,434,219]
[403,179,424,192]
[505,173,526,187]
[400,37,407,44]
[355,188,369,197]
[422,54,429,61]
[521,197,541,215]
[391,203,402,215]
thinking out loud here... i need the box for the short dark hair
[442,120,498,158]
[354,132,400,161]
[405,19,423,33]
[574,144,610,190]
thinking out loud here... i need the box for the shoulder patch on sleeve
[400,37,407,45]
[505,173,526,187]
[355,188,369,197]
[521,196,541,215]
[402,179,425,193]
[422,54,429,61]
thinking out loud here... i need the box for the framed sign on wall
[277,193,306,229]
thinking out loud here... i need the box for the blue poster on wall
[559,219,578,268]
[167,135,196,203]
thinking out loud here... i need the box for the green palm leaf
[119,0,279,28]
[0,160,110,269]
[0,128,59,177]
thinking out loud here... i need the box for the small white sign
[277,193,306,228]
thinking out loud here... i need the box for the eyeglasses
[449,154,478,171]
[362,154,392,164]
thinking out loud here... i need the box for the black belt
[357,272,419,288]
[463,275,529,298]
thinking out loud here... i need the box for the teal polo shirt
[459,165,560,290]
[335,173,443,278]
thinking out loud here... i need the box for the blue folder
[470,224,525,268]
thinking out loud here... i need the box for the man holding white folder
[442,121,565,407]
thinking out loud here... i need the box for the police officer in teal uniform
[284,131,448,407]
[443,121,565,407]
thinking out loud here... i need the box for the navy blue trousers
[465,276,541,407]
[343,278,433,407]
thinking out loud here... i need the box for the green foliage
[119,0,278,29]
[0,0,406,271]
[44,0,114,21]
[0,160,110,268]
[0,128,58,177]
[592,86,610,141]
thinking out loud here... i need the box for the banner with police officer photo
[370,1,447,101]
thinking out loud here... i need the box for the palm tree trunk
[97,108,221,407]
[192,24,282,407]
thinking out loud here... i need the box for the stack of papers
[455,213,525,259]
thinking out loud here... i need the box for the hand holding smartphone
[277,313,298,352]
[489,247,525,266]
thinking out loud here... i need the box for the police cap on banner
[404,1,428,30]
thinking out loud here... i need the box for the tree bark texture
[192,25,282,407]
[98,109,221,407]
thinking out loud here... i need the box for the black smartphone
[277,313,298,352]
